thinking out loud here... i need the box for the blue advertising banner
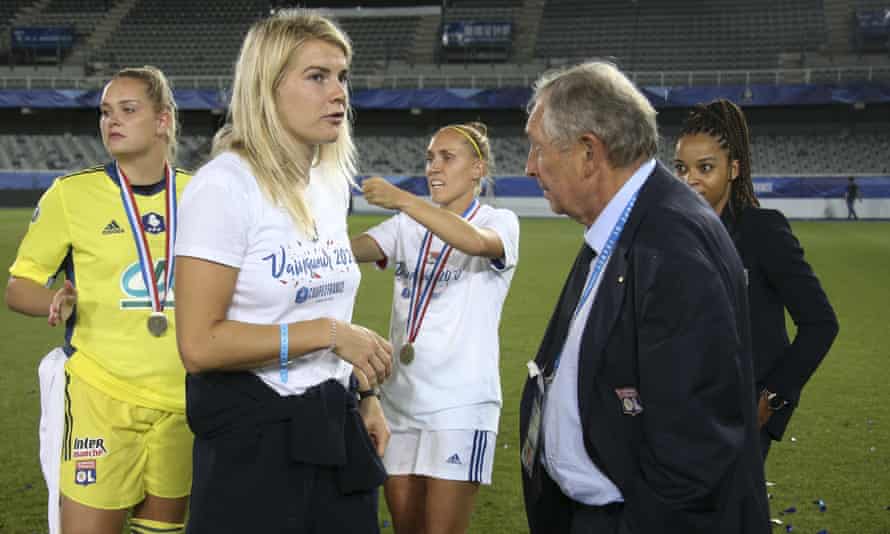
[442,21,512,48]
[4,83,890,110]
[0,171,57,190]
[855,9,890,38]
[5,173,890,199]
[11,27,75,50]
[753,176,890,198]
[352,175,890,199]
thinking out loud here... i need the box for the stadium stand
[84,1,427,76]
[856,0,890,9]
[1,1,888,223]
[0,134,209,172]
[93,1,267,76]
[337,16,424,72]
[447,0,523,6]
[534,0,828,71]
[7,0,108,52]
[442,5,517,24]
[295,1,437,6]
[357,132,890,176]
[3,0,888,85]
[2,131,889,176]
[0,1,37,39]
[1,2,888,177]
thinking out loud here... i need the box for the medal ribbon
[405,199,481,343]
[115,161,177,313]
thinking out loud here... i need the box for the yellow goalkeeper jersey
[9,163,192,413]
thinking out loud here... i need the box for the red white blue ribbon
[115,161,177,313]
[405,199,481,343]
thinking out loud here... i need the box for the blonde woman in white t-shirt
[352,122,520,534]
[173,9,392,533]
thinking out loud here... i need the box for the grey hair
[529,60,658,168]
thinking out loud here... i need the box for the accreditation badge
[521,361,545,477]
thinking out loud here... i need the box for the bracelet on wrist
[328,318,338,351]
[279,323,289,383]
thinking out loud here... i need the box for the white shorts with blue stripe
[382,428,496,484]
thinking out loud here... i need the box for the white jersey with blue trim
[366,203,519,432]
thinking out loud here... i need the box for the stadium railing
[2,65,890,90]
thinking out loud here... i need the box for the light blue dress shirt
[541,158,656,505]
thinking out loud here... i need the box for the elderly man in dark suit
[518,61,770,534]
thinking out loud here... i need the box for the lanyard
[114,162,177,313]
[405,199,481,343]
[550,189,639,376]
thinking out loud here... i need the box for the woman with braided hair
[673,98,839,459]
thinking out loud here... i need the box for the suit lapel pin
[618,275,625,283]
[615,387,643,416]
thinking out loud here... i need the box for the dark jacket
[520,164,769,534]
[186,373,386,533]
[723,206,839,439]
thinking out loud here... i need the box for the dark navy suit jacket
[519,164,770,533]
[723,206,838,440]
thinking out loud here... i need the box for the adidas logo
[446,453,462,465]
[102,220,124,235]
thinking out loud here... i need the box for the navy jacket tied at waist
[186,372,386,495]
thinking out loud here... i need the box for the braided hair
[679,99,759,215]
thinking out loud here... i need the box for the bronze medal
[400,343,415,365]
[400,202,480,369]
[147,312,168,337]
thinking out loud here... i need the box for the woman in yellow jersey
[6,66,192,534]
[174,9,392,534]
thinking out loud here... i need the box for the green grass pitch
[1,208,888,533]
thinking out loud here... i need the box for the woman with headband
[352,122,520,533]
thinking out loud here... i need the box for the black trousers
[528,467,623,534]
[185,373,385,534]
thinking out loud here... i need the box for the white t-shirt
[365,203,519,432]
[175,152,359,396]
